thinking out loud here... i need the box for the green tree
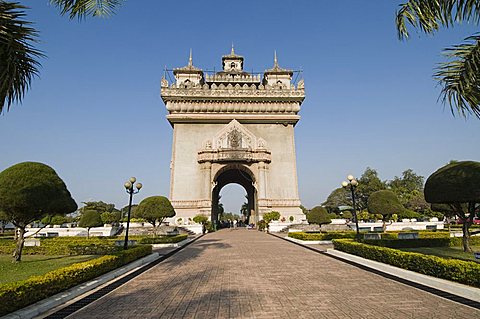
[356,167,387,209]
[424,161,480,252]
[307,206,331,225]
[41,214,66,226]
[0,162,77,261]
[368,190,405,230]
[193,214,208,225]
[262,211,280,224]
[80,201,119,215]
[122,204,138,220]
[135,196,176,228]
[322,187,351,212]
[342,211,353,220]
[78,210,102,237]
[100,211,121,225]
[388,169,425,207]
[1,0,122,113]
[396,1,480,118]
[0,210,10,233]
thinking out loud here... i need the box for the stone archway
[161,50,307,227]
[211,165,257,225]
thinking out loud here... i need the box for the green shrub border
[0,237,122,255]
[133,234,188,244]
[332,239,480,288]
[361,238,452,248]
[0,245,152,316]
[288,232,357,241]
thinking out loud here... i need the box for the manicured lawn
[0,255,96,284]
[399,246,480,263]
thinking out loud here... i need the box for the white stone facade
[161,48,306,225]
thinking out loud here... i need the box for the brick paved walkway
[67,229,478,319]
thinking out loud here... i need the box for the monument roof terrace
[160,49,305,124]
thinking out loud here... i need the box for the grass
[399,246,480,263]
[0,255,96,285]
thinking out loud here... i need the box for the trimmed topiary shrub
[0,162,77,261]
[78,210,103,238]
[332,239,480,287]
[263,211,281,224]
[307,206,331,225]
[135,196,175,227]
[367,190,404,220]
[425,161,480,252]
[0,245,152,316]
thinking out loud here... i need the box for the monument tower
[161,48,306,225]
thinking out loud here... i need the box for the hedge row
[133,234,188,244]
[0,245,152,316]
[332,239,480,288]
[288,232,357,241]
[287,231,450,242]
[361,238,451,248]
[450,236,480,246]
[0,237,121,255]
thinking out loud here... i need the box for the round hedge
[367,190,404,217]
[425,161,480,203]
[0,162,77,224]
[136,196,175,225]
[307,206,331,225]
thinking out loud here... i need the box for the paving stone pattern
[68,229,479,319]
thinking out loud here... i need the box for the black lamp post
[342,175,360,239]
[123,177,142,250]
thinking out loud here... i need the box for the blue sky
[1,1,479,213]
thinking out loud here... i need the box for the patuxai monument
[160,47,306,225]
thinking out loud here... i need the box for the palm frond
[435,34,480,118]
[49,0,123,19]
[0,1,44,114]
[396,0,480,40]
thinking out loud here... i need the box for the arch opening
[212,165,257,227]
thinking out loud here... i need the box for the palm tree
[396,1,480,119]
[0,0,122,113]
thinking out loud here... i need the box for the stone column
[258,161,267,199]
[203,162,212,200]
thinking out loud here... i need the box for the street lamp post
[123,177,142,250]
[342,175,360,239]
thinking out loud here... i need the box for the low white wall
[25,227,116,237]
[180,224,203,234]
[355,221,444,231]
[268,221,292,232]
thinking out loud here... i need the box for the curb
[282,236,332,245]
[270,233,480,308]
[2,253,161,319]
[152,237,194,248]
[326,249,480,302]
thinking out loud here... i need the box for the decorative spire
[188,49,193,67]
[231,43,235,55]
[274,50,278,68]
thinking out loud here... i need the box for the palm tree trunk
[13,226,25,262]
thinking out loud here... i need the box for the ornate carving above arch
[198,120,271,163]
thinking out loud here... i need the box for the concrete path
[67,229,478,319]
